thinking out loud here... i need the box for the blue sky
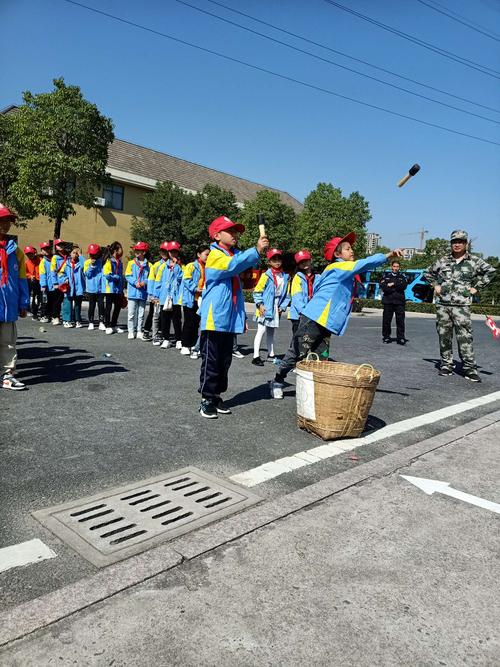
[2,0,500,256]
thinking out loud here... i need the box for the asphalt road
[1,309,500,608]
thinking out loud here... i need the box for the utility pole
[418,227,429,250]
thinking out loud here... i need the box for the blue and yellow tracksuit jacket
[102,258,124,294]
[200,243,260,333]
[155,260,183,306]
[50,254,68,287]
[83,259,104,294]
[147,260,160,299]
[302,253,388,335]
[181,260,203,309]
[252,269,290,322]
[39,256,56,291]
[125,259,153,300]
[60,259,85,297]
[289,271,316,320]
[0,240,29,322]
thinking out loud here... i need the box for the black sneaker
[439,366,453,376]
[252,357,265,366]
[142,331,152,341]
[2,374,26,391]
[397,339,406,346]
[214,397,232,414]
[199,399,218,419]
[383,338,391,344]
[464,369,481,383]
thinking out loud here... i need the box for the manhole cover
[33,468,261,566]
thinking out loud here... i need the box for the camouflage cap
[450,230,468,242]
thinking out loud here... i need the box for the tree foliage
[5,78,114,238]
[238,189,297,254]
[295,183,371,265]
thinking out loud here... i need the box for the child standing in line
[125,242,152,340]
[59,246,85,328]
[146,242,169,346]
[198,216,269,419]
[270,233,402,398]
[180,245,210,356]
[289,250,316,335]
[24,246,41,320]
[102,241,125,335]
[39,242,55,323]
[156,241,183,349]
[252,248,290,366]
[50,239,69,325]
[84,243,105,331]
[0,204,29,390]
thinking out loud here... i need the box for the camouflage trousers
[435,305,475,370]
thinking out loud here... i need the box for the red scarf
[135,258,145,283]
[306,273,315,299]
[70,259,78,291]
[0,240,8,287]
[270,267,282,287]
[219,243,239,306]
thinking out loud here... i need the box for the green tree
[8,78,114,238]
[296,183,371,265]
[480,255,500,306]
[238,190,297,253]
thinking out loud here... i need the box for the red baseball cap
[159,241,170,251]
[87,243,101,254]
[133,241,149,251]
[323,232,356,262]
[266,248,282,260]
[294,250,311,263]
[40,241,51,250]
[54,238,65,246]
[208,216,245,239]
[24,246,37,255]
[166,241,181,251]
[0,204,16,220]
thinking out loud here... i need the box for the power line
[60,0,500,147]
[415,0,500,42]
[206,0,500,115]
[324,0,500,79]
[175,0,499,125]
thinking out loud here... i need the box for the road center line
[230,391,500,487]
[0,539,57,574]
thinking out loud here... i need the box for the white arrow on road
[401,475,500,515]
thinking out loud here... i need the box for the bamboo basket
[295,357,380,440]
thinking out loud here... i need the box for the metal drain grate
[33,468,260,566]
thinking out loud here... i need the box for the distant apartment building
[401,247,425,260]
[366,232,381,254]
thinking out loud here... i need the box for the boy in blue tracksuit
[180,245,210,356]
[145,242,169,346]
[50,238,69,325]
[155,241,183,349]
[125,241,153,339]
[252,248,290,365]
[39,241,56,323]
[59,246,85,328]
[0,205,29,390]
[102,241,125,334]
[289,250,316,335]
[84,243,105,331]
[198,216,269,419]
[270,233,402,398]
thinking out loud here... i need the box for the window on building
[103,184,124,210]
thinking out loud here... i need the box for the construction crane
[400,227,429,250]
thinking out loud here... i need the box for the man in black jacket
[379,260,408,345]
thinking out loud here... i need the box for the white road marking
[401,475,500,514]
[0,539,57,574]
[230,391,500,487]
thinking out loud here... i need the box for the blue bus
[357,268,434,303]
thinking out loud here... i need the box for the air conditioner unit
[94,197,106,207]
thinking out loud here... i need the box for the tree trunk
[53,214,63,241]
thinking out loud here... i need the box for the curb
[1,410,499,648]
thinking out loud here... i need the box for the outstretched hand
[257,236,269,254]
[386,248,403,259]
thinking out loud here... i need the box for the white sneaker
[269,381,284,399]
[52,318,60,326]
[88,323,95,331]
[105,327,114,335]
[136,332,145,340]
[161,340,171,349]
[75,321,83,329]
[152,336,163,346]
[114,327,124,334]
[39,316,49,323]
[190,351,200,359]
[63,321,73,328]
[180,346,191,355]
[2,373,26,391]
[98,322,106,331]
[175,340,182,349]
[232,349,244,359]
[128,332,135,340]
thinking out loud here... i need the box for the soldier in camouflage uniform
[424,230,496,382]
